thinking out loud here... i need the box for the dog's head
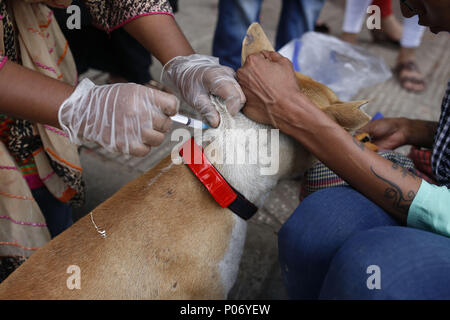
[196,96,306,207]
[195,24,371,206]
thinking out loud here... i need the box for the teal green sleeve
[407,180,450,237]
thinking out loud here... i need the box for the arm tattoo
[370,166,416,217]
[392,162,419,180]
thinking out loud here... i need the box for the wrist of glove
[161,54,246,127]
[58,79,179,157]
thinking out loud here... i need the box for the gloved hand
[160,54,246,127]
[58,78,179,157]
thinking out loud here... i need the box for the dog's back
[0,23,372,300]
[0,156,244,299]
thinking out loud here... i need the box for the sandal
[394,61,426,93]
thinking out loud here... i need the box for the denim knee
[279,187,397,261]
[278,187,397,299]
[319,226,450,299]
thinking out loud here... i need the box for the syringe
[170,114,210,130]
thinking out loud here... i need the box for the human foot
[394,60,425,93]
[395,49,425,92]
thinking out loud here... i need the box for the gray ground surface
[72,0,449,299]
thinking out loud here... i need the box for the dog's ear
[294,72,340,108]
[241,23,371,132]
[321,101,371,131]
[293,73,371,131]
[241,22,274,66]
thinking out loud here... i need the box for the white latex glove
[160,54,246,127]
[58,78,179,157]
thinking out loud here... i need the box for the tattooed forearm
[391,162,419,180]
[370,166,416,217]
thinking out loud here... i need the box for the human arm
[236,51,422,223]
[0,57,178,156]
[302,112,450,235]
[359,117,438,150]
[0,58,74,128]
[126,15,246,126]
[280,96,421,224]
[123,14,194,66]
[81,0,245,126]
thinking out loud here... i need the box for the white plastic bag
[278,32,392,101]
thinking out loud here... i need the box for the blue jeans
[278,187,450,299]
[212,0,325,70]
[31,187,73,238]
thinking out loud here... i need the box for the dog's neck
[194,97,313,207]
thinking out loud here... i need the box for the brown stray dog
[0,23,370,299]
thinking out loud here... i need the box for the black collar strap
[179,137,258,220]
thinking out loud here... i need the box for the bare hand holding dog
[237,51,307,127]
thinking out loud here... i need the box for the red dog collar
[179,137,258,220]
